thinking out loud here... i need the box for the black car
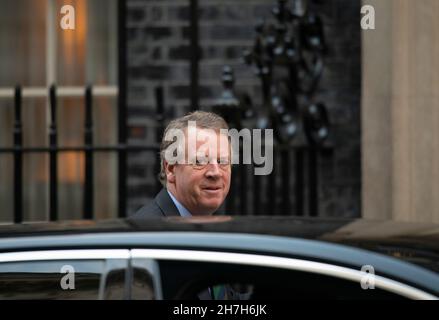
[0,216,438,300]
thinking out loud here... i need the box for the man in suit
[131,111,231,219]
[130,111,250,300]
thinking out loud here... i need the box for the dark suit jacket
[130,188,226,219]
[130,188,180,219]
[129,188,246,300]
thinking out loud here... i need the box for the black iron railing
[0,84,165,223]
[0,0,333,222]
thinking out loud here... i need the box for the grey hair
[158,111,229,187]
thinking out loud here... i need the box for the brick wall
[126,0,361,218]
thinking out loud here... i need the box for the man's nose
[205,163,221,178]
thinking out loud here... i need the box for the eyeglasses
[189,157,231,170]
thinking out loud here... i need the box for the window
[0,0,118,222]
[159,260,407,300]
[0,259,123,299]
[131,258,162,300]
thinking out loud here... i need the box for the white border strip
[131,249,438,300]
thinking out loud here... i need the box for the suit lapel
[155,188,180,217]
[155,188,222,217]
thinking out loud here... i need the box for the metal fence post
[13,86,23,223]
[83,85,94,219]
[49,84,58,221]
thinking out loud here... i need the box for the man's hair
[158,111,229,186]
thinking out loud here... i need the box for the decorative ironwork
[213,0,332,216]
[215,0,330,147]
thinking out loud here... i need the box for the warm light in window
[59,152,85,184]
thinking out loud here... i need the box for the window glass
[131,268,156,300]
[0,0,118,222]
[158,260,407,300]
[0,258,127,300]
[0,0,46,87]
[0,260,103,299]
[131,259,160,300]
[104,269,126,300]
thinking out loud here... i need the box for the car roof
[0,216,438,294]
[0,225,438,297]
[0,216,438,249]
[0,216,438,271]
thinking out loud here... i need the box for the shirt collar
[167,190,192,217]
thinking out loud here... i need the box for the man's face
[165,128,231,215]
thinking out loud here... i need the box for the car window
[0,258,127,300]
[158,260,408,300]
[131,258,162,300]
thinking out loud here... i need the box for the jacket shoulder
[129,188,181,219]
[130,200,164,219]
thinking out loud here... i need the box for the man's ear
[164,161,176,184]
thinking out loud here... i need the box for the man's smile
[201,185,222,194]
